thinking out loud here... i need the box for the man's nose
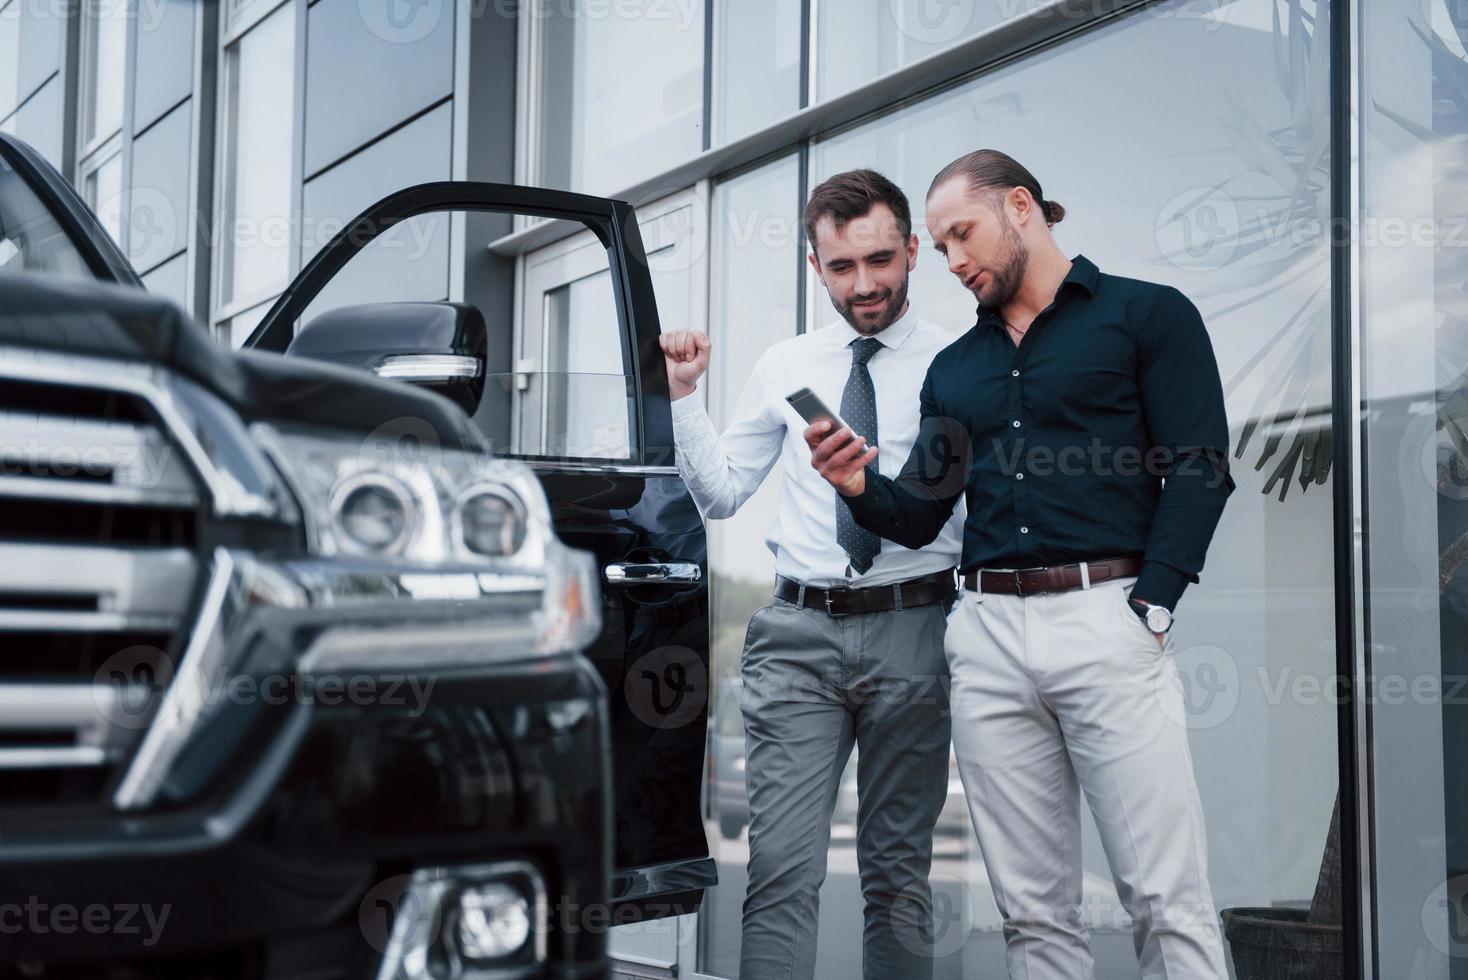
[947,252,967,278]
[853,265,876,296]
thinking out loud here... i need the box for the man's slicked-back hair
[927,149,1066,226]
[803,169,913,256]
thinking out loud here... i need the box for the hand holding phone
[785,387,853,439]
[788,387,878,496]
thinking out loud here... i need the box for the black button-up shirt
[844,254,1234,611]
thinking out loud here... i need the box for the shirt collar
[975,253,1099,326]
[827,303,920,351]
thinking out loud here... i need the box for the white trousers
[944,573,1228,979]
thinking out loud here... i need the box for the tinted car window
[0,154,92,280]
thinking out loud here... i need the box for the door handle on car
[603,561,702,586]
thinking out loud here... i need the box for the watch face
[1145,605,1173,633]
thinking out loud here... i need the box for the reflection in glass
[799,0,1337,974]
[539,270,633,459]
[537,1,704,194]
[221,296,273,350]
[1361,0,1468,971]
[219,3,295,308]
[816,0,1008,102]
[485,372,635,460]
[696,154,803,978]
[82,0,126,146]
[84,151,123,249]
[714,0,802,144]
[0,151,91,279]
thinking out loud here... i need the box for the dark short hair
[803,169,913,256]
[928,149,1065,226]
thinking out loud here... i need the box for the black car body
[0,132,714,980]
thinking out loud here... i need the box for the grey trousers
[737,592,952,980]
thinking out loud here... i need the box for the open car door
[246,181,716,922]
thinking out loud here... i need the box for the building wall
[0,0,518,342]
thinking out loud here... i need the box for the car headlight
[455,485,527,558]
[332,471,417,555]
[251,423,600,658]
[253,425,531,564]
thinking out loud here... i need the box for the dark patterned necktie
[836,337,883,575]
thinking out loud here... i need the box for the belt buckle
[824,588,851,617]
[1014,565,1051,597]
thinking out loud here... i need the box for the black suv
[0,133,713,980]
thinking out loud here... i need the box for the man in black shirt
[806,149,1234,979]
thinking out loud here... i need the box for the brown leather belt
[962,554,1143,597]
[775,568,958,617]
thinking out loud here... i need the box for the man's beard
[977,219,1029,310]
[836,275,910,336]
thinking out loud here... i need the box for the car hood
[0,274,485,451]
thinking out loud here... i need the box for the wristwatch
[1129,597,1174,634]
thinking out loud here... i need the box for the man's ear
[905,233,919,271]
[806,250,825,285]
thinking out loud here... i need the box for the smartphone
[786,387,857,443]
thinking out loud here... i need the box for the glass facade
[712,0,802,145]
[534,0,706,195]
[1361,0,1468,974]
[217,0,295,312]
[13,0,1468,973]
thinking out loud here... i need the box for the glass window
[0,146,91,279]
[0,1,18,120]
[695,154,802,978]
[218,1,295,311]
[713,0,802,145]
[83,149,123,249]
[80,0,127,148]
[298,102,452,324]
[815,0,1009,102]
[505,193,702,461]
[221,296,273,349]
[140,250,188,311]
[535,0,705,195]
[6,75,62,169]
[1360,0,1468,969]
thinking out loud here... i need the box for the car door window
[0,152,92,280]
[505,192,703,463]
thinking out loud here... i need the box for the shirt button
[1016,473,1024,480]
[1020,526,1030,534]
[1012,420,1021,428]
[1011,369,1020,377]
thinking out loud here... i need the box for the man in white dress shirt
[659,170,965,979]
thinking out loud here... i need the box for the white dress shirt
[670,306,966,588]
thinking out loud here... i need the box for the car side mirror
[285,301,488,415]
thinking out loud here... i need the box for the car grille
[0,375,202,808]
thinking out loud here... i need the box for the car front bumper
[0,551,612,980]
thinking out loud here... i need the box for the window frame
[511,185,708,468]
[209,0,298,340]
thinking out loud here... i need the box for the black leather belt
[775,568,958,617]
[962,554,1143,597]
